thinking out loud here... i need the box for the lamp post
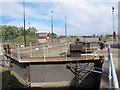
[65,17,67,37]
[51,11,53,42]
[23,0,26,47]
[112,7,115,47]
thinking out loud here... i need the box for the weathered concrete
[10,59,103,88]
[30,64,74,87]
[11,60,27,84]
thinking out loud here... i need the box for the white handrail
[108,45,119,89]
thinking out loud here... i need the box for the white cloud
[51,2,118,35]
[1,1,118,35]
[2,2,23,19]
[1,0,119,2]
[1,2,50,20]
[5,20,80,36]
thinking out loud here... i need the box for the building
[36,31,49,43]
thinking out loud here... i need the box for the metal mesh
[11,43,69,59]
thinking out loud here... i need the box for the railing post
[30,42,33,58]
[108,45,112,89]
[6,47,8,55]
[43,45,46,62]
[86,41,87,60]
[11,47,13,58]
[65,43,67,61]
[17,45,21,61]
[46,44,48,56]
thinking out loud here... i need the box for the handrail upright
[108,45,112,89]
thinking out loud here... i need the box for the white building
[36,31,49,43]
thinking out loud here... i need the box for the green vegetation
[0,25,38,44]
[59,35,66,38]
[49,33,57,39]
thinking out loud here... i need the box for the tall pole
[51,11,53,42]
[28,23,31,41]
[112,7,115,46]
[65,17,67,37]
[23,0,26,47]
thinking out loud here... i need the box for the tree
[59,35,66,38]
[49,33,57,39]
[1,25,38,44]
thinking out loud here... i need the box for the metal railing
[3,42,102,62]
[8,43,70,62]
[108,45,119,89]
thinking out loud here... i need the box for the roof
[36,31,49,34]
[85,37,99,42]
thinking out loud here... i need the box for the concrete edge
[31,81,70,87]
[11,71,26,86]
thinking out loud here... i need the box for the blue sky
[0,0,119,36]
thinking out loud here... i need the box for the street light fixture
[112,7,115,46]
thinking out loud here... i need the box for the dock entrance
[2,40,104,88]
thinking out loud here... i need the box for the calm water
[1,71,101,90]
[1,71,79,90]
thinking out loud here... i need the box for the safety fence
[2,41,103,62]
[3,43,70,60]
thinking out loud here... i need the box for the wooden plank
[21,57,71,62]
[6,54,102,63]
